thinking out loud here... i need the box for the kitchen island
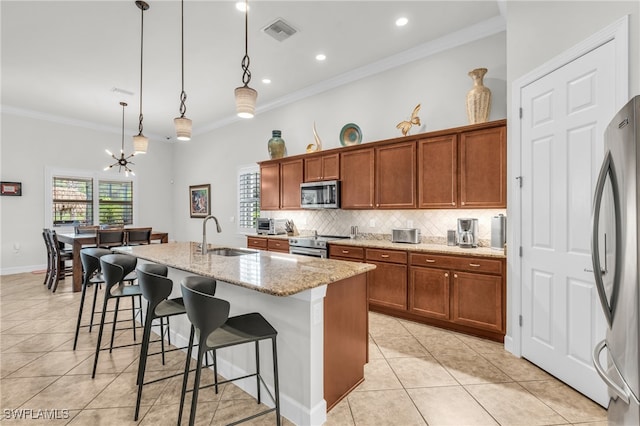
[114,241,375,425]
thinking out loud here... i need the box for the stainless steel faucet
[201,215,222,254]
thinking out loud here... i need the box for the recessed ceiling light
[262,78,271,84]
[235,2,248,12]
[396,17,408,27]
[315,53,326,61]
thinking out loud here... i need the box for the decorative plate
[340,123,362,146]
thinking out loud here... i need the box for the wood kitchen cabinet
[259,158,303,210]
[304,153,340,182]
[418,135,457,208]
[340,148,375,209]
[452,271,503,333]
[409,266,450,320]
[247,236,289,253]
[375,142,416,208]
[366,248,408,310]
[459,125,506,208]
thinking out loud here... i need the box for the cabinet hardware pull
[454,274,458,278]
[425,259,435,263]
[452,202,456,206]
[445,273,449,277]
[342,250,349,254]
[469,263,481,267]
[381,254,390,258]
[461,202,465,206]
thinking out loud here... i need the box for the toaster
[392,228,421,244]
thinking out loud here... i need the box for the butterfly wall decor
[396,104,421,136]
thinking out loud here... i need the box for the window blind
[52,176,94,225]
[99,180,133,225]
[238,170,260,231]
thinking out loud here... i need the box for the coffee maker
[457,218,478,248]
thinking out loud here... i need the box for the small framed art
[1,181,22,196]
[189,184,210,218]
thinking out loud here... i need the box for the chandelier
[105,102,135,176]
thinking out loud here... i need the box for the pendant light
[133,0,149,154]
[234,0,257,118]
[105,102,135,177]
[174,0,192,140]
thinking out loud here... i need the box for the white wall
[0,113,175,273]
[173,32,507,248]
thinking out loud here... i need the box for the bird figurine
[396,104,421,136]
[306,122,323,153]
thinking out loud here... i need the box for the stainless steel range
[289,234,349,258]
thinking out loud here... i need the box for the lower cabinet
[408,267,450,320]
[452,271,503,333]
[247,236,289,253]
[365,249,407,310]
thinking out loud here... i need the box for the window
[52,176,94,226]
[238,166,260,232]
[99,180,133,225]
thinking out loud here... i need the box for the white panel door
[521,40,616,406]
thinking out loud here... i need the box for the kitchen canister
[491,214,506,250]
[447,230,457,246]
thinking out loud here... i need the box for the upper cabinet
[259,119,506,211]
[304,153,340,182]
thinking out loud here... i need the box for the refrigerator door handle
[593,339,633,405]
[591,150,622,328]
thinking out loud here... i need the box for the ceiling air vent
[263,18,297,42]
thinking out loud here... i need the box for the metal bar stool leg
[91,295,110,378]
[273,337,281,426]
[109,297,121,352]
[73,282,89,350]
[89,283,100,332]
[178,326,196,426]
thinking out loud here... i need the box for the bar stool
[178,278,281,426]
[91,253,142,378]
[73,247,111,350]
[134,268,215,420]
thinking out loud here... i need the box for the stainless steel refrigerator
[591,94,640,425]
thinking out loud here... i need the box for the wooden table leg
[72,240,83,292]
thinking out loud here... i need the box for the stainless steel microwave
[300,180,340,209]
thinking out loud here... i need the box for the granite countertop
[329,238,507,259]
[114,241,375,297]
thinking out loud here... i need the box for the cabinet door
[260,163,280,210]
[247,237,268,250]
[459,125,506,208]
[368,261,407,311]
[409,266,450,320]
[418,135,457,208]
[375,142,416,208]
[452,271,503,332]
[341,148,374,209]
[321,153,340,180]
[304,156,323,182]
[280,159,304,210]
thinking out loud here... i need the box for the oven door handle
[289,246,326,258]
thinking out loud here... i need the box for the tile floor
[1,272,608,425]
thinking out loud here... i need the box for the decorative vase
[466,68,491,124]
[268,130,287,159]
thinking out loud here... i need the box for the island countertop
[114,241,375,297]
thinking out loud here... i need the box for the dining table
[57,231,169,292]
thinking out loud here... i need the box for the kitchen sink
[207,247,258,257]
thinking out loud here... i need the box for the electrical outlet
[369,219,376,228]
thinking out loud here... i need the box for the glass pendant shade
[174,116,192,141]
[235,86,257,118]
[133,134,149,154]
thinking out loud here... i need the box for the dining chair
[46,229,73,292]
[126,227,152,246]
[96,229,126,249]
[42,229,53,287]
[75,225,99,234]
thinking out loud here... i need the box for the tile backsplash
[267,209,506,245]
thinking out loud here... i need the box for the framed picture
[189,184,211,218]
[0,181,22,196]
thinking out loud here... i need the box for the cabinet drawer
[329,245,364,260]
[268,239,289,252]
[410,253,502,274]
[365,249,407,264]
[247,237,268,250]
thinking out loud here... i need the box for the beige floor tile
[465,382,568,425]
[325,397,354,425]
[408,386,498,425]
[352,358,402,391]
[368,336,384,360]
[0,376,59,409]
[67,406,151,425]
[520,380,607,423]
[368,312,412,338]
[457,334,506,354]
[155,372,225,407]
[483,352,553,381]
[373,334,430,358]
[348,389,427,425]
[387,356,458,388]
[220,382,258,400]
[4,333,74,353]
[0,319,25,332]
[86,371,168,409]
[66,347,138,376]
[1,333,32,351]
[21,373,117,410]
[415,333,476,357]
[7,350,94,378]
[436,352,512,385]
[400,319,453,339]
[1,351,45,377]
[141,402,216,426]
[211,399,289,426]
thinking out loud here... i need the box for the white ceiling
[1,1,504,142]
